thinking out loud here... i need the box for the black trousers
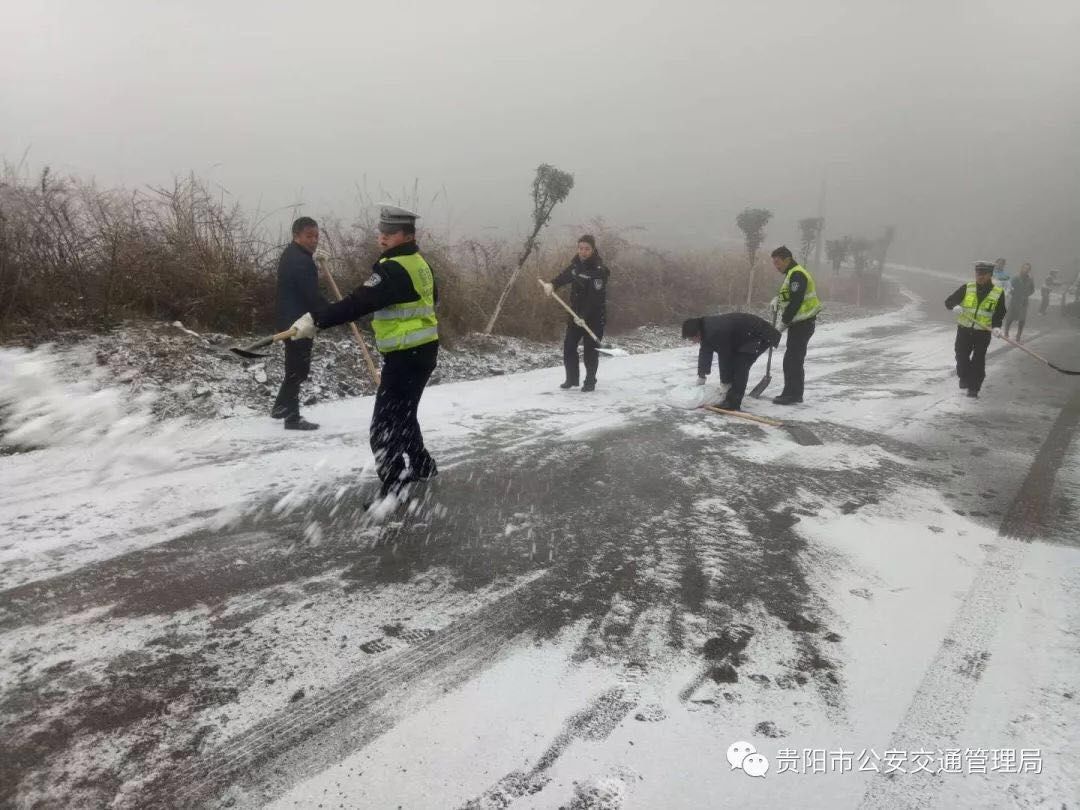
[954,327,991,392]
[563,316,604,385]
[371,341,438,496]
[719,351,762,409]
[272,338,313,421]
[781,318,815,398]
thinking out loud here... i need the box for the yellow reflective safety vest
[371,252,438,353]
[779,264,822,322]
[957,282,1003,330]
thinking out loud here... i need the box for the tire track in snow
[860,388,1080,809]
[140,572,552,808]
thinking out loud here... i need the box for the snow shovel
[539,279,628,357]
[749,308,780,398]
[316,254,382,385]
[230,328,297,359]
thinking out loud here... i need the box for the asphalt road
[2,268,1078,809]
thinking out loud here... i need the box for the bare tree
[485,163,574,333]
[872,225,896,301]
[797,217,824,265]
[736,207,773,306]
[850,237,872,275]
[825,236,851,275]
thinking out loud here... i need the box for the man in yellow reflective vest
[944,261,1007,398]
[769,246,822,405]
[290,205,439,501]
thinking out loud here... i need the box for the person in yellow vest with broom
[289,205,439,505]
[945,261,1007,398]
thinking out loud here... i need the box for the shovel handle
[320,262,382,385]
[703,405,785,427]
[540,279,602,343]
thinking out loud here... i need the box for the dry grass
[0,165,889,341]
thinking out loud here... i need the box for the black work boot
[772,393,803,405]
[959,379,968,389]
[581,380,596,392]
[414,458,438,482]
[966,389,979,399]
[560,380,579,389]
[285,417,319,431]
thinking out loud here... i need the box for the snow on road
[2,283,1078,808]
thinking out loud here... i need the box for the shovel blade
[229,347,269,359]
[598,346,628,357]
[229,333,276,359]
[749,373,771,398]
[783,423,822,446]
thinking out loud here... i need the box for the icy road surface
[1,268,1078,809]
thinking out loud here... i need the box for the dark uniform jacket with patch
[944,282,1007,328]
[696,313,781,378]
[549,254,610,323]
[314,242,439,330]
[276,242,329,330]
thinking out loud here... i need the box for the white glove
[769,296,779,313]
[314,249,332,265]
[696,375,707,386]
[540,281,554,297]
[573,316,586,328]
[290,312,317,340]
[992,327,1003,338]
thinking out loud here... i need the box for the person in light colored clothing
[1004,262,1035,340]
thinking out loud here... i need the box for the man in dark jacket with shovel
[682,313,781,411]
[272,217,329,430]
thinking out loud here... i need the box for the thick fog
[3,0,1079,271]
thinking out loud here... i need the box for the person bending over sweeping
[540,235,609,392]
[945,260,1006,398]
[290,205,439,503]
[683,313,781,411]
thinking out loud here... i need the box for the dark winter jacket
[1010,274,1035,306]
[276,242,330,330]
[696,313,781,378]
[944,282,1007,329]
[314,241,438,331]
[550,254,610,323]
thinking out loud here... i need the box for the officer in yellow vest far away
[769,245,822,405]
[290,205,439,503]
[945,260,1007,399]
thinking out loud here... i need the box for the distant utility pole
[812,169,827,275]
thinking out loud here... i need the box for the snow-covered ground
[1,278,1078,809]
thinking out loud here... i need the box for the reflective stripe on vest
[779,264,822,322]
[958,282,1002,330]
[372,306,436,320]
[372,252,439,353]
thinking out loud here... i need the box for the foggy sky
[4,0,1079,272]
